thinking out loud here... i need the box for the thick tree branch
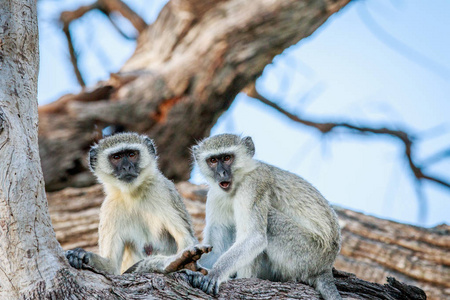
[244,83,450,190]
[47,183,446,299]
[39,0,351,191]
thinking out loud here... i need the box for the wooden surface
[48,182,448,299]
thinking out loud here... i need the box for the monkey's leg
[235,253,270,279]
[314,270,341,300]
[266,211,342,300]
[124,245,212,274]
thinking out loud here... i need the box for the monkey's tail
[314,270,342,300]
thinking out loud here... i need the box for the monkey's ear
[242,136,255,157]
[143,137,157,156]
[191,145,200,160]
[88,145,98,171]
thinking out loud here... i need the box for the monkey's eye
[209,157,217,164]
[129,152,136,158]
[112,154,121,160]
[223,155,231,161]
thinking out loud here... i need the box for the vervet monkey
[187,134,341,300]
[66,132,210,275]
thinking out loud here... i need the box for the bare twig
[357,3,450,80]
[61,23,87,88]
[244,83,450,190]
[421,148,450,167]
[59,0,147,88]
[97,0,147,34]
[60,3,98,88]
[101,11,136,40]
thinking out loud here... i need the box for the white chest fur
[100,186,175,253]
[206,187,235,226]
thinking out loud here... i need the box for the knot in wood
[152,276,166,290]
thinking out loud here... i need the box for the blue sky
[37,0,450,227]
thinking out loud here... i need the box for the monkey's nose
[122,164,134,172]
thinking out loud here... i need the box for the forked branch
[59,0,147,87]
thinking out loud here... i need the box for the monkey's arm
[166,190,199,251]
[96,221,125,274]
[199,224,232,269]
[66,226,124,275]
[190,193,269,295]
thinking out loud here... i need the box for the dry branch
[59,0,147,87]
[244,83,450,190]
[48,182,449,299]
[98,0,147,33]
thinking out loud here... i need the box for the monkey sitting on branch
[186,134,342,300]
[66,132,210,275]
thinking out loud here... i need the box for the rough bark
[0,1,65,297]
[38,0,351,191]
[0,2,117,299]
[24,269,426,300]
[335,209,449,300]
[48,183,448,299]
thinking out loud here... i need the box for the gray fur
[66,132,197,275]
[190,134,342,299]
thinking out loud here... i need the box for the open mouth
[219,181,231,190]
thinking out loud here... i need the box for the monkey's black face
[109,149,140,182]
[206,154,233,191]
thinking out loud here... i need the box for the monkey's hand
[185,269,221,295]
[65,248,92,270]
[164,245,212,275]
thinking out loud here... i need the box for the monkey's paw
[66,248,92,269]
[164,244,212,274]
[184,269,220,295]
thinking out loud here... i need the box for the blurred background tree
[38,0,450,227]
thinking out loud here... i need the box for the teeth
[220,182,230,188]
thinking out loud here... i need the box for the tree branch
[58,0,147,87]
[421,148,450,167]
[61,23,86,88]
[98,0,147,34]
[47,182,445,299]
[100,10,136,40]
[244,83,450,190]
[59,4,98,88]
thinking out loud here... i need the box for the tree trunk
[48,183,447,299]
[0,2,115,298]
[38,0,351,191]
[0,0,64,297]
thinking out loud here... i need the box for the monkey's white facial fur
[193,134,257,191]
[97,142,156,191]
[89,133,158,193]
